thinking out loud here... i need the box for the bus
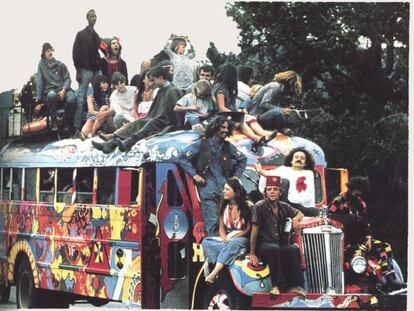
[0,129,406,309]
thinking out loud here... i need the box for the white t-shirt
[176,93,211,121]
[259,166,315,207]
[110,85,137,122]
[236,81,251,109]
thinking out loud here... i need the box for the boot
[99,132,114,141]
[117,137,136,152]
[384,271,405,292]
[91,139,118,154]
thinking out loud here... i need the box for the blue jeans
[257,107,285,130]
[76,68,101,129]
[185,116,201,127]
[202,236,248,266]
[46,90,76,123]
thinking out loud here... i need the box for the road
[0,286,134,309]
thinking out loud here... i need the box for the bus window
[97,168,115,205]
[57,168,74,203]
[11,168,23,200]
[1,168,11,200]
[167,170,183,207]
[40,168,55,203]
[24,168,36,201]
[76,168,93,204]
[130,169,140,204]
[314,170,323,205]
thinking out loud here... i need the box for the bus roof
[0,130,326,168]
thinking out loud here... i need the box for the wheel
[391,258,404,283]
[16,257,40,308]
[89,297,109,307]
[202,272,249,310]
[0,282,11,303]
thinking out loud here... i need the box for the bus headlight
[351,256,367,274]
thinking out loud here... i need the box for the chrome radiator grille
[301,226,344,294]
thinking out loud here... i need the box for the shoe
[117,137,135,152]
[73,130,86,141]
[270,286,280,295]
[99,133,114,141]
[281,128,295,136]
[288,286,307,296]
[259,130,278,144]
[91,139,118,154]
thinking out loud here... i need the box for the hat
[42,42,53,54]
[265,175,281,188]
[217,111,245,124]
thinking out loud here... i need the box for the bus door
[155,162,192,309]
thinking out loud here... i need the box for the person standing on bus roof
[250,175,306,296]
[255,147,319,216]
[175,115,247,236]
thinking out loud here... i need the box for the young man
[256,147,319,216]
[176,115,247,236]
[36,42,76,131]
[328,177,405,292]
[250,175,306,296]
[72,9,102,136]
[92,66,181,153]
[109,72,138,129]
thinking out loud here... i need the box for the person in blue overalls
[176,114,247,236]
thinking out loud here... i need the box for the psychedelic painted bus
[0,130,404,309]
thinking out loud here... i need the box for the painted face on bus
[223,183,235,201]
[265,186,281,201]
[291,151,307,170]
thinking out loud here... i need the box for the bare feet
[270,286,280,295]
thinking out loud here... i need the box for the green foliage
[225,2,409,273]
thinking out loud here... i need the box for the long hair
[92,75,110,106]
[132,69,150,104]
[273,70,302,96]
[283,147,315,171]
[204,114,234,138]
[213,63,238,100]
[219,178,251,224]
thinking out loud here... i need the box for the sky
[0,0,240,92]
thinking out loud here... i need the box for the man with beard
[176,115,247,236]
[249,175,306,296]
[72,9,102,138]
[328,177,405,292]
[91,66,180,153]
[36,42,76,131]
[256,147,319,216]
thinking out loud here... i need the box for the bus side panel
[3,196,143,304]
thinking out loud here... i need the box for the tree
[225,2,409,273]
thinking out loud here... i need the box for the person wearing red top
[201,179,251,283]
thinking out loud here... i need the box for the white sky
[0,0,240,91]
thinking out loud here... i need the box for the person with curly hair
[202,179,251,283]
[255,147,319,216]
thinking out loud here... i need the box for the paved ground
[0,286,133,309]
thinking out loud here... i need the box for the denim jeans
[185,116,201,127]
[46,90,76,124]
[76,68,101,129]
[257,107,285,130]
[202,236,248,266]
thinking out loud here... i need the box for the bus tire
[202,273,248,310]
[16,257,39,309]
[89,297,109,307]
[0,282,11,303]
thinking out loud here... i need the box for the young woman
[78,75,113,140]
[202,179,251,283]
[174,79,216,129]
[133,69,155,120]
[212,63,277,144]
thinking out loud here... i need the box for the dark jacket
[36,59,71,101]
[101,58,128,84]
[72,26,101,71]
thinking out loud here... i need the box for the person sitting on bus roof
[328,176,405,292]
[36,42,77,132]
[175,114,247,236]
[202,179,251,283]
[255,147,320,217]
[250,175,306,296]
[92,66,181,153]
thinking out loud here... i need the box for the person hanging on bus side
[249,175,306,296]
[255,147,320,216]
[175,114,247,236]
[328,176,405,292]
